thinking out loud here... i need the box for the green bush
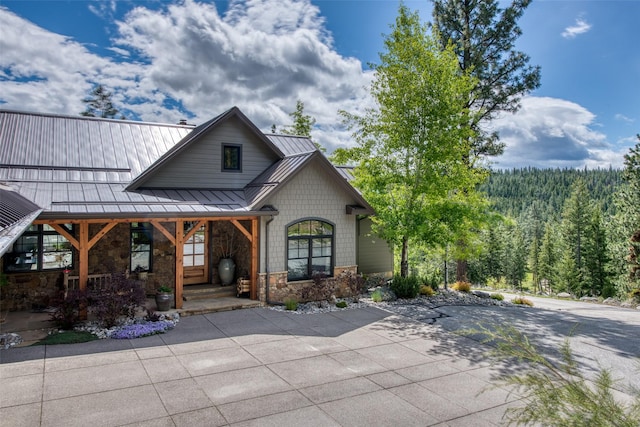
[628,288,640,303]
[371,289,383,303]
[390,274,420,299]
[335,301,348,308]
[490,293,504,301]
[284,298,298,311]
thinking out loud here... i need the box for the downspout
[265,214,275,305]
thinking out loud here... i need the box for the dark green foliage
[89,273,146,328]
[335,301,348,308]
[32,331,98,346]
[49,289,88,330]
[284,298,298,311]
[481,167,622,221]
[390,274,421,299]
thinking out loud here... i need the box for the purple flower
[110,320,174,339]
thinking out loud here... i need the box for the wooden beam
[250,218,258,300]
[34,215,268,225]
[79,222,89,319]
[175,220,184,309]
[184,219,207,242]
[150,220,176,245]
[230,219,252,242]
[87,222,118,250]
[49,224,79,249]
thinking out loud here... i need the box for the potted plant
[155,286,173,311]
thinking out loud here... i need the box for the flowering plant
[110,320,174,339]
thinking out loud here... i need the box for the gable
[137,115,280,189]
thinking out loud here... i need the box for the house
[0,107,393,311]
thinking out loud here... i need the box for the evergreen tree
[81,84,120,119]
[560,180,592,296]
[583,208,614,297]
[539,223,560,293]
[432,0,541,282]
[333,4,484,277]
[610,136,640,294]
[505,225,527,290]
[281,100,325,152]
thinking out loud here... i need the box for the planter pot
[218,258,236,285]
[155,292,172,311]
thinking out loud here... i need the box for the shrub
[49,289,88,330]
[390,274,420,299]
[89,273,146,328]
[299,272,332,304]
[335,300,348,308]
[512,296,534,306]
[452,281,471,293]
[338,271,365,302]
[420,285,436,297]
[284,298,298,311]
[490,293,504,301]
[371,289,383,303]
[628,288,640,303]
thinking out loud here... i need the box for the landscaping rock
[603,297,620,306]
[557,292,572,299]
[580,296,599,302]
[0,332,23,349]
[471,290,491,299]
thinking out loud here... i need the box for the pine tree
[561,180,593,296]
[281,100,325,152]
[539,222,560,293]
[81,85,120,119]
[584,208,614,297]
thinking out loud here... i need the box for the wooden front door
[183,222,208,285]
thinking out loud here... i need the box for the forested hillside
[481,167,623,221]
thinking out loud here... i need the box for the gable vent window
[222,144,242,172]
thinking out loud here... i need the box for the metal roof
[0,108,374,219]
[0,185,43,255]
[265,134,317,157]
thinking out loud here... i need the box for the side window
[222,144,242,172]
[287,219,333,281]
[131,222,153,272]
[4,224,73,272]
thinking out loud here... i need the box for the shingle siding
[260,159,358,274]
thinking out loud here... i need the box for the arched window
[287,219,334,281]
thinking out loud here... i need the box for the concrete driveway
[435,295,640,394]
[1,298,638,426]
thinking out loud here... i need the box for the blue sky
[0,0,638,169]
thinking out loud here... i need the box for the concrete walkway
[0,306,527,427]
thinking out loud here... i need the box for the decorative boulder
[557,292,572,299]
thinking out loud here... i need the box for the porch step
[183,285,236,301]
[177,297,263,317]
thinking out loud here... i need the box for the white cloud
[615,113,635,123]
[562,18,591,39]
[0,1,373,150]
[489,97,626,170]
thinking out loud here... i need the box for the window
[131,222,153,272]
[4,224,73,272]
[222,144,242,172]
[287,219,333,281]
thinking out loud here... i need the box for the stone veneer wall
[258,265,358,304]
[0,223,179,311]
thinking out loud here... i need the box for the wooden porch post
[79,221,89,318]
[251,217,258,300]
[175,220,184,309]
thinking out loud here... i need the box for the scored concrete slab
[4,302,635,426]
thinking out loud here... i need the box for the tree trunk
[400,236,409,277]
[456,259,468,283]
